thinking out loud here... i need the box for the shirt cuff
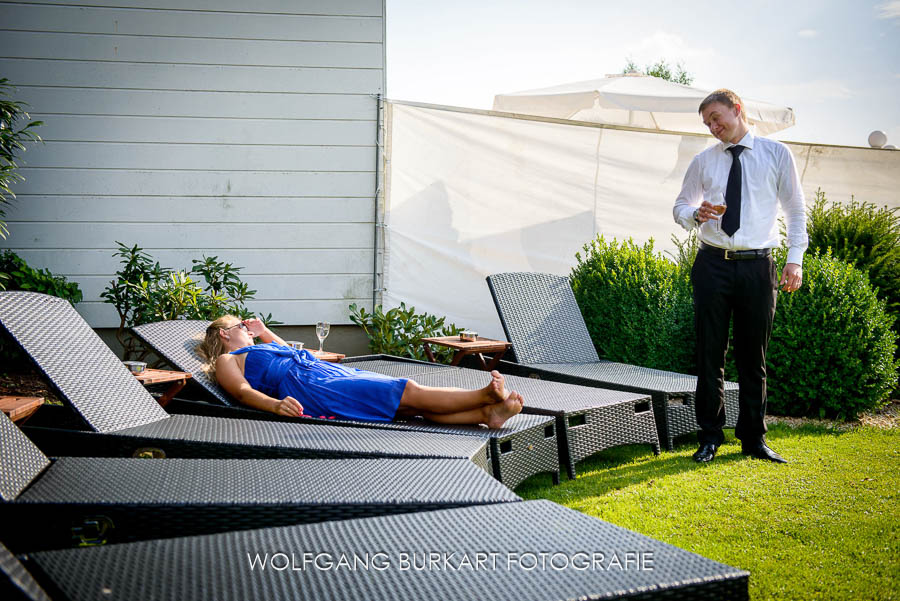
[786,247,805,266]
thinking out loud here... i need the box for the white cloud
[876,1,900,19]
[627,31,715,66]
[797,29,818,38]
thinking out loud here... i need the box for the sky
[385,0,900,148]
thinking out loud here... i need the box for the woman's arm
[215,353,304,417]
[243,318,287,346]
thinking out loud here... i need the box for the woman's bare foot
[484,370,509,404]
[485,391,524,429]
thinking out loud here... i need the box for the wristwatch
[692,208,701,225]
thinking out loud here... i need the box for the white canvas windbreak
[383,101,900,339]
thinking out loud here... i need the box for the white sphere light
[884,144,897,150]
[868,130,888,148]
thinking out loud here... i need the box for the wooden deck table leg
[448,350,467,366]
[484,349,508,371]
[423,342,437,363]
[155,381,187,408]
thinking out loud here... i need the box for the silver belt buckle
[724,249,734,260]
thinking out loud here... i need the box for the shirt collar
[724,130,755,152]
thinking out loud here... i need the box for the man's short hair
[699,89,747,122]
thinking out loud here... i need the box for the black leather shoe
[692,443,719,463]
[742,442,787,463]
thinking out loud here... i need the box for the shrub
[0,250,83,302]
[765,248,897,419]
[806,189,900,321]
[348,302,464,363]
[572,232,897,419]
[101,242,277,360]
[570,236,695,374]
[0,78,43,241]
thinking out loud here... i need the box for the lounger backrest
[132,320,236,405]
[0,292,169,432]
[486,272,600,364]
[0,540,52,601]
[0,411,50,502]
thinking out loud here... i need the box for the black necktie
[721,145,744,236]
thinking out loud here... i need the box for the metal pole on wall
[373,93,383,312]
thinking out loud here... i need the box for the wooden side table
[421,336,512,371]
[312,350,346,363]
[0,396,44,423]
[134,369,192,408]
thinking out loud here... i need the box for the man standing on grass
[673,89,807,464]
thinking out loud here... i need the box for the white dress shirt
[673,131,808,265]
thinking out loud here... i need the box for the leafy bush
[806,189,900,322]
[348,302,464,363]
[765,248,897,419]
[0,78,43,241]
[570,236,695,374]
[101,242,277,360]
[571,232,897,419]
[0,250,82,302]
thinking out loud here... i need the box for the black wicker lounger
[345,356,660,480]
[486,272,740,450]
[0,292,490,471]
[0,411,520,553]
[130,322,559,488]
[12,500,749,601]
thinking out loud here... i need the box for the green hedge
[571,235,898,419]
[765,249,897,419]
[571,236,695,375]
[806,189,899,321]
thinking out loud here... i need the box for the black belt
[700,242,771,261]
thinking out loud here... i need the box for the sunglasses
[222,322,249,332]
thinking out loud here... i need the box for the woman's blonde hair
[195,314,240,377]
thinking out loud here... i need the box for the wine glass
[315,321,330,353]
[710,193,727,233]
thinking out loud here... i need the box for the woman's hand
[274,395,304,417]
[243,318,267,338]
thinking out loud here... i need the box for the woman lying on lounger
[197,315,523,428]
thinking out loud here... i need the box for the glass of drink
[315,321,330,353]
[710,193,727,232]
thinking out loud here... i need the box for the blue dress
[231,343,406,421]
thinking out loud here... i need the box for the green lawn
[516,423,899,601]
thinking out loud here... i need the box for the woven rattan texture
[524,364,740,448]
[31,500,749,601]
[0,412,50,501]
[388,367,660,478]
[113,415,489,462]
[132,319,233,404]
[0,541,52,601]
[487,272,600,364]
[492,419,559,489]
[340,358,458,378]
[19,457,518,505]
[0,292,169,432]
[6,457,520,552]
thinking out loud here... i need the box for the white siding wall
[0,0,384,326]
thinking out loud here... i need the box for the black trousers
[691,248,777,446]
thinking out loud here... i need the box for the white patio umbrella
[492,73,795,136]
